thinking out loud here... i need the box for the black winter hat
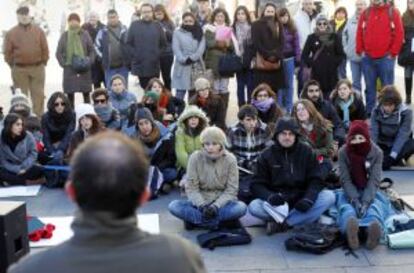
[274,117,300,137]
[237,104,258,120]
[135,106,155,124]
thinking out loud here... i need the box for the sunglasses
[94,99,107,104]
[54,102,66,107]
[318,22,328,26]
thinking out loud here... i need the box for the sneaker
[366,221,381,250]
[266,221,288,236]
[346,217,360,250]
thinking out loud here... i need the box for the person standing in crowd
[189,77,226,130]
[195,0,212,27]
[248,117,335,235]
[370,86,414,170]
[82,11,105,89]
[95,9,130,88]
[330,79,366,131]
[4,6,49,118]
[331,7,348,79]
[41,92,76,164]
[400,0,414,104]
[232,6,254,107]
[127,3,167,89]
[92,88,121,130]
[278,7,300,113]
[154,4,175,90]
[171,12,206,100]
[336,120,389,251]
[301,14,345,98]
[0,113,44,186]
[169,126,247,230]
[204,8,235,115]
[251,3,285,94]
[8,132,206,273]
[356,0,404,115]
[108,74,137,129]
[56,13,95,106]
[343,0,367,93]
[250,83,284,131]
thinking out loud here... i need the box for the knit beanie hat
[200,126,227,147]
[10,89,31,110]
[75,103,96,122]
[316,14,329,24]
[347,120,370,143]
[274,117,300,137]
[238,104,258,120]
[194,77,211,91]
[135,107,155,124]
[144,90,160,102]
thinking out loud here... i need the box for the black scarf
[1,130,26,152]
[181,24,203,42]
[48,109,74,132]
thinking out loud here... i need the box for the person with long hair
[0,113,44,186]
[251,3,286,94]
[400,0,414,104]
[171,12,206,100]
[154,4,176,90]
[278,7,300,113]
[331,7,348,79]
[232,5,254,107]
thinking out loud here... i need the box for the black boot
[405,77,412,104]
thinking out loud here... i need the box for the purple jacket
[282,26,301,63]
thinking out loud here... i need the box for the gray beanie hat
[135,107,155,124]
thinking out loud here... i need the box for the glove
[267,193,286,206]
[382,155,395,170]
[294,198,314,212]
[185,57,193,65]
[357,202,369,218]
[201,205,218,220]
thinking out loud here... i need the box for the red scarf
[346,141,371,190]
[159,93,170,109]
[197,96,208,107]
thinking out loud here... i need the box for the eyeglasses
[94,99,107,105]
[54,102,66,107]
[317,22,328,26]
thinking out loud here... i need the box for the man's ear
[138,187,150,207]
[65,181,76,202]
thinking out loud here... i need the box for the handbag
[71,55,90,74]
[301,45,325,83]
[253,52,281,71]
[218,53,243,77]
[190,59,214,89]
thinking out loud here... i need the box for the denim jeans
[278,57,295,113]
[248,190,335,227]
[213,77,230,94]
[168,200,247,228]
[161,167,178,184]
[350,60,363,92]
[338,59,347,80]
[105,66,129,88]
[236,69,254,107]
[176,89,186,100]
[362,55,395,114]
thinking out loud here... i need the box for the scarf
[94,105,114,123]
[346,141,371,190]
[317,32,334,47]
[181,24,203,42]
[49,109,73,129]
[338,94,354,129]
[139,125,160,147]
[251,98,275,113]
[66,25,85,65]
[202,147,225,161]
[403,10,414,27]
[1,130,26,152]
[197,96,208,107]
[159,93,170,109]
[334,18,346,32]
[235,22,251,55]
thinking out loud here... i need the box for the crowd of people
[2,1,414,269]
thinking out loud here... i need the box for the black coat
[314,98,346,144]
[250,140,324,205]
[189,93,225,130]
[41,111,76,154]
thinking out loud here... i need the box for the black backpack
[197,222,252,250]
[285,223,345,255]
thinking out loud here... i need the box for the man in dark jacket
[301,80,346,145]
[127,3,166,89]
[248,117,335,235]
[8,132,206,273]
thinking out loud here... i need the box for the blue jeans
[362,55,395,114]
[336,191,392,234]
[338,59,347,80]
[176,89,186,100]
[278,57,295,113]
[168,200,247,228]
[350,60,363,92]
[161,167,178,184]
[236,69,254,107]
[105,66,129,88]
[248,190,335,227]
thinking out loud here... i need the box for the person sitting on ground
[0,113,45,186]
[140,90,165,123]
[330,79,366,131]
[67,104,105,160]
[370,85,414,170]
[189,77,226,130]
[126,107,177,194]
[8,90,36,121]
[8,132,207,273]
[337,120,392,250]
[248,117,335,235]
[169,126,247,230]
[92,88,121,130]
[26,116,47,163]
[250,83,284,131]
[300,79,346,147]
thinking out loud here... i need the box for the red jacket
[356,4,404,58]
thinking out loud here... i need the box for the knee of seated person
[168,200,183,214]
[318,190,336,206]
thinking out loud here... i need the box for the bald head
[70,132,149,218]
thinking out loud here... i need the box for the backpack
[197,225,252,250]
[285,223,345,255]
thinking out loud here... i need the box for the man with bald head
[8,132,206,273]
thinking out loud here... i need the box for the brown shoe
[346,217,360,250]
[366,221,382,250]
[25,177,46,186]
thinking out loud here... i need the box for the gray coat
[171,28,206,90]
[0,131,37,174]
[338,142,383,205]
[342,14,361,62]
[9,211,206,273]
[370,104,413,157]
[56,30,95,94]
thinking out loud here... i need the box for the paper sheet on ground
[0,185,41,198]
[30,214,159,248]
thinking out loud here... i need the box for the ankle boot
[346,217,360,250]
[405,77,412,104]
[366,221,381,250]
